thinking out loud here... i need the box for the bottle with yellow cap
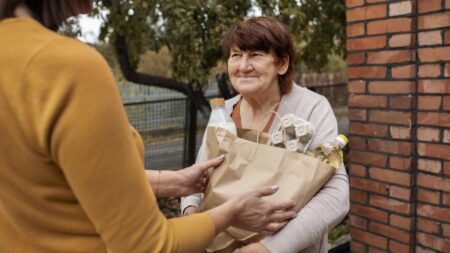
[208,98,237,136]
[313,134,348,169]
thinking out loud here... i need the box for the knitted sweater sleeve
[31,38,215,253]
[261,99,350,253]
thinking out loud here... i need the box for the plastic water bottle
[207,98,237,136]
[314,134,348,169]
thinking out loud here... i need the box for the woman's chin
[233,85,260,97]
[236,88,259,97]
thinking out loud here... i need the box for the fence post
[183,98,197,167]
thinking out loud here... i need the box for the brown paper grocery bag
[201,126,336,253]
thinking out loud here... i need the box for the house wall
[346,0,450,252]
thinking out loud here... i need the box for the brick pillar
[346,0,450,252]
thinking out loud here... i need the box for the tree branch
[114,35,210,114]
[115,35,191,96]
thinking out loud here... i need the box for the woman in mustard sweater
[0,1,297,252]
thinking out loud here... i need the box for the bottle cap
[336,134,349,147]
[209,98,225,107]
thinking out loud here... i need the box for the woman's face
[227,46,288,98]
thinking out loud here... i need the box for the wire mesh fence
[122,83,216,171]
[124,98,186,170]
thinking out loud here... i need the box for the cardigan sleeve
[29,38,215,253]
[261,99,350,253]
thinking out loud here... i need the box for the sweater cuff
[180,194,202,215]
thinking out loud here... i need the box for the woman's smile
[237,75,257,79]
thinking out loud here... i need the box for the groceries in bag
[268,113,315,154]
[197,98,237,162]
[201,111,349,252]
[201,126,337,252]
[314,134,348,169]
[208,98,237,136]
[268,113,348,169]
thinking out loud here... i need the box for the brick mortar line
[410,0,420,252]
[347,45,450,55]
[346,8,450,26]
[349,173,450,191]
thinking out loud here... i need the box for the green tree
[137,46,173,78]
[256,0,346,72]
[93,0,345,91]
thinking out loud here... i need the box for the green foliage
[138,47,173,78]
[93,0,345,89]
[324,54,347,73]
[328,222,349,243]
[256,0,346,72]
[58,17,82,37]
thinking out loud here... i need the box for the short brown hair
[223,16,295,95]
[0,0,90,31]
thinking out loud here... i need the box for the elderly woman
[181,17,350,253]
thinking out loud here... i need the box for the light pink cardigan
[181,84,350,253]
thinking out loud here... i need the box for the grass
[328,219,350,243]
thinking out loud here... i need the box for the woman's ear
[277,55,289,75]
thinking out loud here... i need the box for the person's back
[0,17,117,252]
[0,17,218,253]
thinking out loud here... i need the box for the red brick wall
[346,0,450,252]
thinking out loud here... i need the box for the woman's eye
[252,52,264,57]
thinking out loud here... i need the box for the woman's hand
[175,155,224,196]
[231,185,296,233]
[146,155,224,197]
[233,243,269,253]
[205,185,296,236]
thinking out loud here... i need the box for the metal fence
[122,83,215,170]
[125,98,186,170]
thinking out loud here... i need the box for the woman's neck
[240,85,282,129]
[241,94,281,116]
[243,80,281,112]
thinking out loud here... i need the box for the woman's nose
[238,55,253,72]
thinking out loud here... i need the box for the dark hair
[223,16,295,95]
[0,0,89,31]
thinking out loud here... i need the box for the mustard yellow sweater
[0,17,214,253]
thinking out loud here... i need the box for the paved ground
[145,135,203,170]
